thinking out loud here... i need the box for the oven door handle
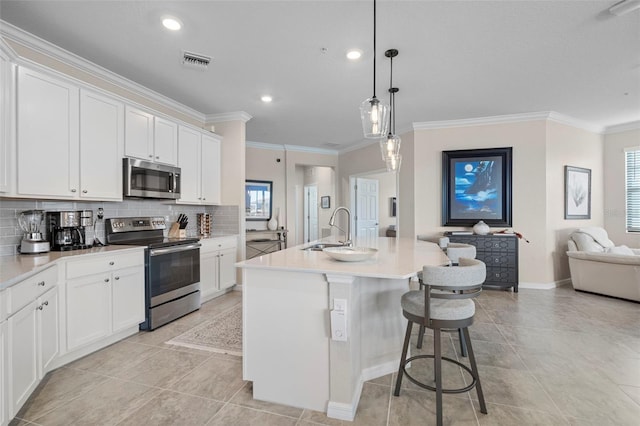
[149,243,201,256]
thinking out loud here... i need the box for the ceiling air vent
[182,51,211,70]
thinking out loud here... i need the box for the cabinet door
[0,321,6,426]
[200,250,219,299]
[17,67,79,198]
[0,55,12,194]
[66,274,111,351]
[153,117,178,165]
[177,126,202,204]
[201,133,221,205]
[111,266,145,333]
[37,287,59,376]
[218,247,237,290]
[79,90,124,200]
[8,301,38,416]
[124,106,153,161]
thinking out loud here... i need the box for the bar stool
[394,258,487,426]
[416,242,477,355]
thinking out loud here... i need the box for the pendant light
[381,49,401,172]
[360,0,390,139]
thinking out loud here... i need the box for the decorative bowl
[322,246,378,262]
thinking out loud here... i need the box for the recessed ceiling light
[346,49,362,60]
[162,16,182,31]
[261,95,273,103]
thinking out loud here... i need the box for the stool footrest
[402,354,477,394]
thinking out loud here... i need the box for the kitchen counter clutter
[237,237,449,421]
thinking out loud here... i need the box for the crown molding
[338,139,378,154]
[605,120,640,134]
[0,20,206,122]
[413,111,604,134]
[205,111,253,124]
[284,144,338,155]
[246,141,285,151]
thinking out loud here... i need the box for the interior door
[304,185,318,243]
[355,178,379,238]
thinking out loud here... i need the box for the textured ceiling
[1,0,639,149]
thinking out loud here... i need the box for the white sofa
[567,227,640,302]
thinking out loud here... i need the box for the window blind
[626,149,640,232]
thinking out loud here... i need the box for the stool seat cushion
[401,290,475,321]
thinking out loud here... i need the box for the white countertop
[236,237,450,279]
[0,245,145,290]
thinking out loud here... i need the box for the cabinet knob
[155,156,160,159]
[114,276,120,280]
[71,189,77,193]
[37,304,44,311]
[43,300,49,306]
[37,281,45,286]
[104,278,110,283]
[82,189,88,193]
[149,154,153,158]
[202,198,206,200]
[109,261,115,266]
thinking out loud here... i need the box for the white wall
[604,127,640,247]
[245,145,286,231]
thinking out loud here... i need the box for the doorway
[303,184,318,243]
[349,170,397,239]
[355,177,379,238]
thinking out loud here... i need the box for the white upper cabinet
[16,67,79,198]
[201,133,221,205]
[125,106,178,166]
[153,117,178,165]
[79,90,124,201]
[177,126,202,204]
[0,53,13,194]
[177,126,221,205]
[124,106,153,161]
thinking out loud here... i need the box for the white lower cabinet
[7,286,58,417]
[0,320,6,426]
[65,252,145,352]
[200,237,237,302]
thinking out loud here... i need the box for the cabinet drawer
[8,265,58,315]
[485,267,517,284]
[478,253,516,268]
[66,251,144,279]
[200,237,237,253]
[478,237,517,251]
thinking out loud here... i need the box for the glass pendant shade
[385,153,402,172]
[360,96,390,139]
[380,134,401,160]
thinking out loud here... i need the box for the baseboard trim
[518,279,571,290]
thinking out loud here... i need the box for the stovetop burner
[105,217,199,248]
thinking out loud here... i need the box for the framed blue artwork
[442,147,512,227]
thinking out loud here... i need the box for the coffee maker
[46,210,93,251]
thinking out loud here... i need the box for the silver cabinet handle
[37,281,45,286]
[82,190,88,193]
[37,305,43,310]
[104,278,110,283]
[109,261,115,266]
[156,156,160,159]
[149,154,153,158]
[43,300,48,306]
[71,189,77,193]
[114,276,120,280]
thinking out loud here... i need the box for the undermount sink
[322,246,378,262]
[302,242,346,251]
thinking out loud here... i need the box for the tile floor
[11,285,640,426]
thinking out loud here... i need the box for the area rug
[165,305,242,356]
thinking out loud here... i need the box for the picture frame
[442,147,513,227]
[321,196,330,209]
[245,180,273,221]
[564,166,591,219]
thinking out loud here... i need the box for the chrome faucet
[329,207,352,247]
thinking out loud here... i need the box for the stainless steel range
[105,217,201,330]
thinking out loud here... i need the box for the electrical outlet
[97,208,104,220]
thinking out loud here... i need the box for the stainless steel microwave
[123,158,181,200]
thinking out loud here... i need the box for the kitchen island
[237,237,449,421]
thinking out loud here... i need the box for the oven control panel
[107,217,166,233]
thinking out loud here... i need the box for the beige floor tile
[367,373,393,386]
[351,382,392,426]
[298,409,345,426]
[465,340,528,371]
[116,390,224,426]
[388,388,478,426]
[114,348,210,388]
[8,420,31,426]
[32,377,161,425]
[16,367,110,421]
[125,321,195,347]
[229,382,304,418]
[206,403,299,425]
[474,401,568,425]
[619,384,640,405]
[66,340,161,376]
[171,356,245,401]
[466,322,506,344]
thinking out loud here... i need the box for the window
[625,149,640,232]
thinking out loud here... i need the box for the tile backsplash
[0,199,239,256]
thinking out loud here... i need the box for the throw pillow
[605,245,635,255]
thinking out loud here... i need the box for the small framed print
[321,196,330,209]
[565,166,591,219]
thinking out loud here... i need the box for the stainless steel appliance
[18,210,50,254]
[46,210,93,251]
[123,158,181,200]
[105,216,200,330]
